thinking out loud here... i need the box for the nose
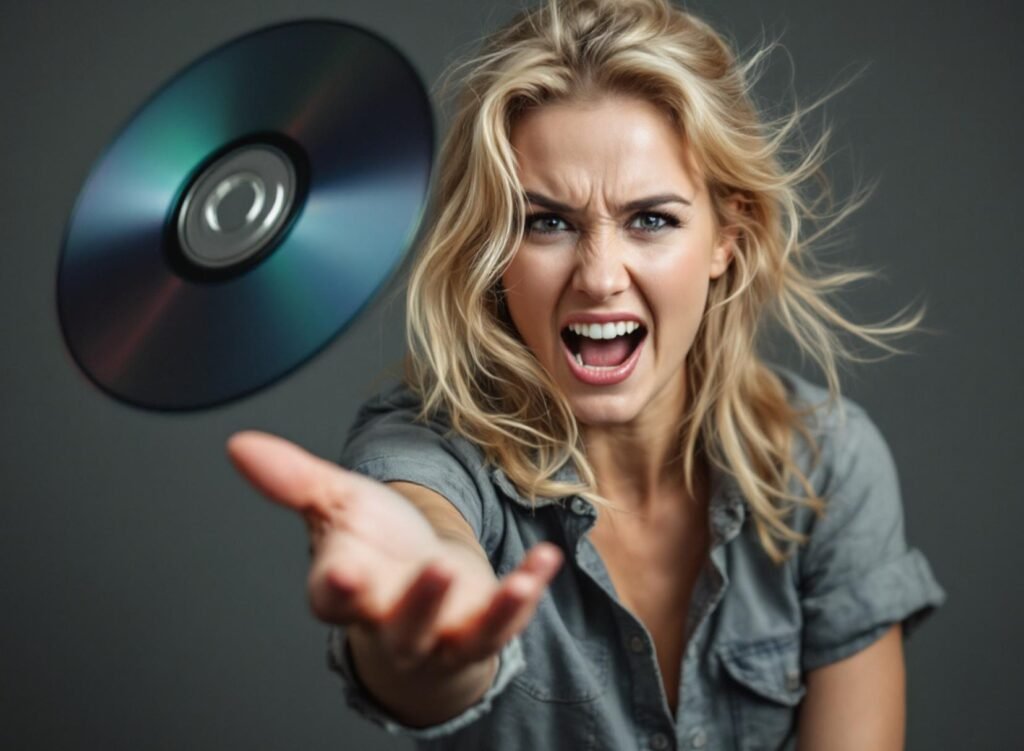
[571,231,631,302]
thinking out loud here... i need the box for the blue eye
[630,212,680,233]
[525,213,569,234]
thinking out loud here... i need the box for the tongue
[579,336,633,367]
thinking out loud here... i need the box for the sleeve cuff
[801,548,947,671]
[326,626,525,739]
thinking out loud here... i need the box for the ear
[709,193,743,280]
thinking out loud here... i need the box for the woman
[228,1,945,748]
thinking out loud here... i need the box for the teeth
[574,352,583,366]
[567,320,640,339]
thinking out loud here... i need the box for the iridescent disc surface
[58,20,433,410]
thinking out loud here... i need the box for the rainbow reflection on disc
[57,20,433,410]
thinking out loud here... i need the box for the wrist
[347,625,499,728]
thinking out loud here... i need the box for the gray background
[1,0,1018,748]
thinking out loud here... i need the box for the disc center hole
[204,173,265,233]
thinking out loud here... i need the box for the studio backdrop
[1,1,1019,749]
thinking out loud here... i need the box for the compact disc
[57,20,433,410]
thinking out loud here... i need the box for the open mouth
[560,322,648,369]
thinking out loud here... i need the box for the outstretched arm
[227,430,563,728]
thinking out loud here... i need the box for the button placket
[674,487,744,730]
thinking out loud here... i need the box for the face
[501,94,735,429]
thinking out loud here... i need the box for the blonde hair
[403,0,925,563]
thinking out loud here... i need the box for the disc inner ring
[176,142,297,272]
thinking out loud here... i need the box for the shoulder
[346,380,445,437]
[768,363,891,488]
[766,365,906,577]
[763,363,906,569]
[340,380,505,552]
[343,381,488,473]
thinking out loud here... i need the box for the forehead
[509,95,699,199]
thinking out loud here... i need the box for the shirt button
[650,732,670,750]
[628,634,646,653]
[570,497,590,515]
[690,728,707,748]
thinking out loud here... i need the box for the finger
[378,562,453,667]
[517,542,565,578]
[439,544,563,664]
[471,543,563,639]
[437,574,535,666]
[226,431,351,518]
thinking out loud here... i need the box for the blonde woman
[228,1,945,748]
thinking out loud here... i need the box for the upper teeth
[567,321,640,339]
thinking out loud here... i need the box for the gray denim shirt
[326,364,946,751]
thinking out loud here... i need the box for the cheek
[648,249,713,334]
[501,250,564,343]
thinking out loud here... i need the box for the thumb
[226,430,346,517]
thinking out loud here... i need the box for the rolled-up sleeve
[798,403,946,671]
[327,626,525,739]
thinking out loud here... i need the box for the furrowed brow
[524,191,577,213]
[621,193,692,211]
[524,190,692,213]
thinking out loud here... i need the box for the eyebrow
[524,190,692,213]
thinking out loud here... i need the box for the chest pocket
[716,633,805,751]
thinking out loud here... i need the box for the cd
[57,20,433,410]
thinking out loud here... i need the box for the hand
[226,430,563,679]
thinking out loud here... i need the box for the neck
[580,372,702,514]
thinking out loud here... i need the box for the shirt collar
[490,457,748,542]
[489,464,566,510]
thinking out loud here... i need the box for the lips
[560,327,647,386]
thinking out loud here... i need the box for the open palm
[226,430,563,674]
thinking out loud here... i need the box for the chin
[566,391,644,427]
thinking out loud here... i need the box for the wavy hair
[402,0,925,564]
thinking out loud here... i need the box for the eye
[629,211,681,233]
[525,213,571,235]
